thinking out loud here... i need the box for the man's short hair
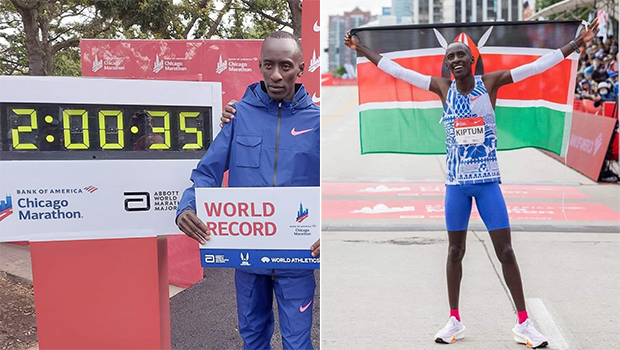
[446,42,472,56]
[264,31,303,55]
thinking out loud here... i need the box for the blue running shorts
[445,182,510,232]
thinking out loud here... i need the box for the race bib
[454,117,485,145]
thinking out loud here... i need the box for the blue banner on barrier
[200,249,320,269]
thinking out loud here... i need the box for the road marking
[527,298,571,350]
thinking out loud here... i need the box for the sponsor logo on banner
[153,55,164,73]
[92,55,128,72]
[570,132,604,155]
[216,56,256,74]
[313,20,320,32]
[204,254,230,264]
[123,190,180,212]
[84,185,98,193]
[308,50,320,73]
[296,202,309,223]
[312,93,320,104]
[2,187,92,222]
[240,252,251,266]
[269,255,320,265]
[92,55,103,73]
[290,202,314,235]
[261,256,270,263]
[124,192,150,212]
[216,54,227,74]
[153,55,189,73]
[0,195,13,223]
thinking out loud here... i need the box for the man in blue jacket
[176,31,319,350]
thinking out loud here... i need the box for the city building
[392,0,414,23]
[401,0,525,24]
[327,7,372,72]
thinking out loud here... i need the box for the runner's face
[445,43,474,79]
[259,38,304,101]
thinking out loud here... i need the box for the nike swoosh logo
[300,300,312,312]
[313,21,320,32]
[291,127,313,136]
[470,95,482,102]
[312,93,320,103]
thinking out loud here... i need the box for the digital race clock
[0,76,222,160]
[0,76,222,242]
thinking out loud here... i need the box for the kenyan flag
[352,21,581,156]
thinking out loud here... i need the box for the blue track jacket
[177,82,320,277]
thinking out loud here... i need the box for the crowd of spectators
[575,35,618,107]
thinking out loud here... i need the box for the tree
[0,0,303,76]
[3,0,119,75]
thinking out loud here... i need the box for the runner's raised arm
[344,31,450,101]
[483,18,599,94]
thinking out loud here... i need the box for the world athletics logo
[0,195,13,223]
[296,202,309,223]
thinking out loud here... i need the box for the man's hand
[579,17,599,45]
[344,31,359,51]
[310,238,320,257]
[177,210,211,244]
[219,99,238,128]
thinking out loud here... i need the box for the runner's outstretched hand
[220,99,238,128]
[344,31,359,51]
[177,210,211,245]
[579,17,600,44]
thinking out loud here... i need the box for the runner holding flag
[345,19,599,348]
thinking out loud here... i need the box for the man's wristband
[569,40,580,53]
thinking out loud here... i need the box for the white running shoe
[513,318,548,348]
[434,316,465,344]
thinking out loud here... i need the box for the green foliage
[535,0,593,20]
[0,2,28,75]
[0,0,298,75]
[331,65,346,77]
[53,47,82,76]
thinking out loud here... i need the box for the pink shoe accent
[450,309,460,322]
[518,310,529,324]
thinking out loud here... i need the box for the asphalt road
[321,230,620,350]
[171,268,320,350]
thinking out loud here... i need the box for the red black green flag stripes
[352,21,581,156]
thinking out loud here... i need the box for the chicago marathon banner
[352,21,581,156]
[0,159,198,242]
[196,187,320,269]
[80,39,263,108]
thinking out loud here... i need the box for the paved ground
[171,268,320,350]
[320,86,620,350]
[321,230,619,350]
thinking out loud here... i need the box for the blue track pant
[235,269,315,350]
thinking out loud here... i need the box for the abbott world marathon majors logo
[2,186,97,222]
[215,54,256,74]
[123,190,179,212]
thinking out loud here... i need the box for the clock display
[0,76,221,160]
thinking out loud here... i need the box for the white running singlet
[443,76,501,185]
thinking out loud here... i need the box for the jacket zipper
[273,102,282,187]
